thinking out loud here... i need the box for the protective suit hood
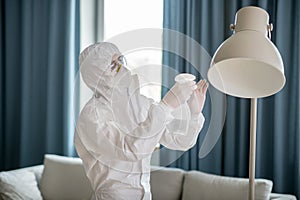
[79,42,147,132]
[79,42,130,100]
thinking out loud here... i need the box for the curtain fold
[162,0,299,197]
[0,0,80,170]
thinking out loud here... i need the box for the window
[80,0,163,109]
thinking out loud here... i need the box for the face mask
[113,67,132,90]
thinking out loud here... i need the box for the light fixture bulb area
[208,6,286,98]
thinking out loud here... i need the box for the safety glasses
[110,55,127,73]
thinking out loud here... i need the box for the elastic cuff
[191,113,205,122]
[190,113,205,131]
[159,101,175,113]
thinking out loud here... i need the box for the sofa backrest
[181,170,273,200]
[40,154,93,200]
[0,155,281,200]
[150,166,185,200]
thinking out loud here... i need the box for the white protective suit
[74,42,205,200]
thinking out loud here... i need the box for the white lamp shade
[208,6,286,98]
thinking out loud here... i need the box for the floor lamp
[207,6,286,200]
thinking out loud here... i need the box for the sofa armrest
[269,193,297,200]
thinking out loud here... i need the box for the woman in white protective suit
[74,42,208,200]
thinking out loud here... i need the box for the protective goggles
[110,55,127,73]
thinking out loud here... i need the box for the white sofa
[0,154,296,200]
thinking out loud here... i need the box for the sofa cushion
[150,166,185,200]
[0,170,42,200]
[182,170,273,200]
[40,154,93,200]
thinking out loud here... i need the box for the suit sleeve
[159,106,205,151]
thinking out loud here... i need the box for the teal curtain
[0,0,80,170]
[162,0,300,198]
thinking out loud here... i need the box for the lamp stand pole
[249,98,257,200]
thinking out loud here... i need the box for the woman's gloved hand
[162,81,197,109]
[187,79,209,116]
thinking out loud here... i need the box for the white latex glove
[187,79,209,116]
[162,81,197,109]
